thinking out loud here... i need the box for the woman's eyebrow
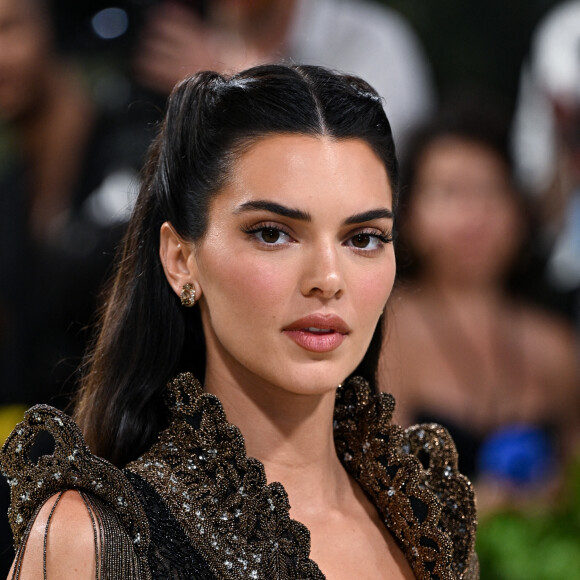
[235,200,312,221]
[343,208,394,225]
[235,201,393,225]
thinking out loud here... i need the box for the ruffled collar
[127,373,477,580]
[333,376,477,578]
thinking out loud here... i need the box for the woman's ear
[159,222,201,300]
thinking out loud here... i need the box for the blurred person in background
[379,100,580,513]
[132,0,435,152]
[0,0,152,573]
[0,0,152,410]
[512,0,580,329]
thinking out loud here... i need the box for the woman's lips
[283,314,349,353]
[283,330,346,353]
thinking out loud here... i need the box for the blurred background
[0,0,579,577]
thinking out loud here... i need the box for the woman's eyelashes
[241,223,295,246]
[345,229,393,251]
[241,222,393,251]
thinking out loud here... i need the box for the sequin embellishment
[127,373,324,580]
[333,376,478,579]
[0,404,151,578]
[127,373,477,579]
[1,374,478,579]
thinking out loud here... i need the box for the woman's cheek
[351,262,395,323]
[218,253,295,311]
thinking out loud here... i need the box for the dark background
[388,0,560,112]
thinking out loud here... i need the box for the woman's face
[191,135,395,395]
[407,137,522,284]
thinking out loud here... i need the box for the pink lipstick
[283,314,349,353]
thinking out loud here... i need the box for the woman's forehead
[214,134,393,216]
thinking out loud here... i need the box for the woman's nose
[300,241,345,299]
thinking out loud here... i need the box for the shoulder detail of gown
[126,372,478,580]
[1,374,478,580]
[126,372,325,580]
[334,376,478,579]
[0,404,151,578]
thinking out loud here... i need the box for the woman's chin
[270,364,352,397]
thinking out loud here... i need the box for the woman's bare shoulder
[9,490,96,579]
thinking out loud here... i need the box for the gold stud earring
[180,283,197,307]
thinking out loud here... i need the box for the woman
[380,104,579,510]
[1,65,477,579]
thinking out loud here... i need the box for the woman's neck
[204,364,350,512]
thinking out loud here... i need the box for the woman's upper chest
[300,503,416,580]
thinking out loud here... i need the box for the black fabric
[1,383,478,579]
[416,413,482,478]
[125,470,218,580]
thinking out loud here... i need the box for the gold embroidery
[1,374,478,579]
[127,373,324,579]
[333,376,477,579]
[0,405,151,578]
[128,373,477,579]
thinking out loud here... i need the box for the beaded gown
[1,374,479,579]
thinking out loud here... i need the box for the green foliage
[477,458,580,579]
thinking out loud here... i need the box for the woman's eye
[249,226,293,245]
[352,233,373,248]
[347,232,391,250]
[260,228,282,243]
